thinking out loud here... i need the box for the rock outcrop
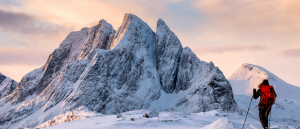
[155,19,183,93]
[174,47,236,112]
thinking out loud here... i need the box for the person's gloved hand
[253,88,256,93]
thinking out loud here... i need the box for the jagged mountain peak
[108,13,154,50]
[0,72,18,100]
[229,63,286,86]
[183,46,192,52]
[98,19,107,24]
[77,19,115,60]
[239,63,283,83]
[0,72,6,84]
[228,63,272,95]
[156,18,170,32]
[0,13,237,129]
[156,18,181,45]
[155,18,183,93]
[208,61,215,68]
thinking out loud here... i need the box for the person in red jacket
[253,79,277,129]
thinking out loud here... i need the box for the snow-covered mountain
[229,63,300,98]
[229,63,300,127]
[0,73,18,100]
[0,14,237,129]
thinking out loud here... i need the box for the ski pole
[269,107,272,129]
[242,96,254,129]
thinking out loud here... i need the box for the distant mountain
[0,14,237,129]
[229,63,300,124]
[0,73,18,100]
[229,63,300,99]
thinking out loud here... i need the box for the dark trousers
[259,104,272,128]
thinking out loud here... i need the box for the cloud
[283,49,300,58]
[0,48,51,65]
[21,0,125,30]
[0,9,74,47]
[192,45,264,55]
[193,0,300,46]
[0,9,73,36]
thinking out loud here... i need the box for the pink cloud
[193,0,300,47]
[0,9,73,36]
[0,48,51,65]
[283,48,300,57]
[192,44,264,55]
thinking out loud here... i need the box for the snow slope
[38,110,297,129]
[229,63,300,127]
[229,63,300,98]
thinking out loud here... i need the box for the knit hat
[261,79,269,85]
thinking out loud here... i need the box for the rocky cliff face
[174,48,236,112]
[155,19,183,93]
[0,13,237,129]
[0,73,18,100]
[63,14,160,114]
[78,19,115,59]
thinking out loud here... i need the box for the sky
[0,0,299,86]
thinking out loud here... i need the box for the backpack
[258,85,276,108]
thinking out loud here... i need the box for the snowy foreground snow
[39,109,298,129]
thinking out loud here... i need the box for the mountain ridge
[0,13,238,129]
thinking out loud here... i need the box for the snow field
[43,110,298,129]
